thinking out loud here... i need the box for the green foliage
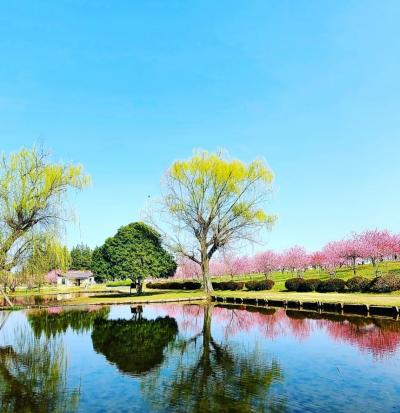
[146,281,201,290]
[297,279,321,292]
[106,279,132,287]
[245,279,275,291]
[70,243,92,270]
[163,150,275,293]
[28,307,110,338]
[0,146,89,293]
[91,316,178,375]
[368,274,400,293]
[316,278,346,293]
[91,222,176,282]
[212,281,244,291]
[346,276,370,292]
[285,278,305,291]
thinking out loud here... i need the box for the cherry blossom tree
[281,246,309,277]
[254,250,279,278]
[357,229,398,275]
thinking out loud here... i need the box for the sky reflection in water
[0,304,399,412]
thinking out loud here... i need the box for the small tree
[22,236,71,290]
[91,222,176,282]
[159,150,275,294]
[70,244,93,270]
[0,147,89,304]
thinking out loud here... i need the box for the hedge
[212,281,244,291]
[297,279,321,292]
[367,274,400,293]
[285,278,305,291]
[146,281,201,290]
[346,276,369,292]
[316,278,346,293]
[245,279,275,291]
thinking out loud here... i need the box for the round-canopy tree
[91,222,176,282]
[159,150,275,294]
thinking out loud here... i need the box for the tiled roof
[61,270,93,280]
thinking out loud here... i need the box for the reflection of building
[56,271,95,287]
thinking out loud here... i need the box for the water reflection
[142,305,286,413]
[28,306,110,338]
[91,308,178,376]
[0,329,79,413]
[1,303,400,412]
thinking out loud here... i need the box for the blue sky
[1,1,399,253]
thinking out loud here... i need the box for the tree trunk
[201,254,213,295]
[0,287,13,307]
[352,257,356,276]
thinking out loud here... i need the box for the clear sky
[1,1,399,253]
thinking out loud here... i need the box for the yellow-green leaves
[0,146,89,273]
[163,149,276,276]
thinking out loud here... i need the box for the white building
[57,270,95,287]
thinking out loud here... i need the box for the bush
[285,278,305,291]
[297,279,321,292]
[316,278,346,293]
[212,281,244,291]
[346,276,369,292]
[107,279,132,287]
[245,279,275,291]
[146,281,201,290]
[367,274,400,293]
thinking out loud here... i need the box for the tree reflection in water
[27,306,110,338]
[143,304,286,413]
[91,306,178,376]
[0,329,79,413]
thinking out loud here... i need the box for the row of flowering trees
[174,229,400,279]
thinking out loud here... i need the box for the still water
[0,303,399,412]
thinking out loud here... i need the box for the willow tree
[161,150,275,294]
[0,147,89,304]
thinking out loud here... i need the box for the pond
[2,291,117,307]
[0,303,399,412]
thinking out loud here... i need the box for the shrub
[146,281,201,290]
[245,279,275,291]
[367,274,400,293]
[285,278,305,291]
[346,276,369,292]
[212,281,244,291]
[107,279,132,287]
[297,279,321,292]
[316,278,346,293]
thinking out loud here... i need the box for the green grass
[204,260,400,292]
[106,279,132,287]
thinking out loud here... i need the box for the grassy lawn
[207,260,400,292]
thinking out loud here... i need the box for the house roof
[60,270,93,280]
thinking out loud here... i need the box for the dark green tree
[91,222,176,282]
[70,244,92,270]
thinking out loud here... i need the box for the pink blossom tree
[175,257,202,279]
[357,229,398,275]
[254,250,279,279]
[281,246,309,277]
[322,241,346,276]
